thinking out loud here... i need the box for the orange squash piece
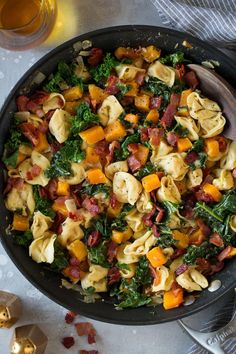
[64,101,80,115]
[111,227,133,244]
[79,125,105,145]
[67,240,88,261]
[163,287,184,310]
[142,45,161,62]
[172,230,189,249]
[205,139,220,158]
[202,183,222,202]
[189,229,205,246]
[87,168,108,184]
[125,81,139,97]
[57,181,70,196]
[142,174,161,193]
[135,144,149,165]
[52,200,68,217]
[107,202,123,218]
[146,109,159,124]
[134,95,150,112]
[12,214,29,231]
[147,247,166,268]
[63,86,83,101]
[125,113,139,125]
[104,121,126,142]
[178,89,192,117]
[88,84,108,103]
[85,146,100,164]
[177,137,193,152]
[35,132,50,153]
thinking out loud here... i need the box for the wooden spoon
[188,64,236,140]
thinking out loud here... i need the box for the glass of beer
[0,0,57,50]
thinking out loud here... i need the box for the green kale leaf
[135,162,156,180]
[114,132,140,160]
[70,103,99,136]
[213,189,236,219]
[81,184,111,197]
[90,53,119,84]
[183,241,220,265]
[2,120,24,168]
[111,204,134,231]
[33,186,55,218]
[156,225,176,248]
[159,51,186,67]
[50,241,69,272]
[14,230,33,248]
[88,240,109,267]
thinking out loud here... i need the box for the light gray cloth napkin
[151,0,236,47]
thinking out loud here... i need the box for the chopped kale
[115,257,152,309]
[45,157,72,178]
[114,132,140,160]
[171,122,189,137]
[44,61,83,92]
[33,186,55,218]
[118,112,132,129]
[111,204,134,231]
[70,103,99,136]
[14,230,33,248]
[135,162,156,180]
[191,138,204,152]
[50,241,69,272]
[81,184,111,197]
[194,202,223,224]
[116,82,131,96]
[88,240,109,267]
[94,214,112,240]
[156,225,176,248]
[90,53,119,84]
[213,189,236,219]
[2,120,24,168]
[159,51,186,67]
[162,201,179,218]
[183,242,220,265]
[116,262,130,271]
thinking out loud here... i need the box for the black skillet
[0,25,236,325]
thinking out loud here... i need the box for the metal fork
[178,290,236,354]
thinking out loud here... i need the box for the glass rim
[0,0,45,31]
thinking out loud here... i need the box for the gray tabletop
[0,1,235,353]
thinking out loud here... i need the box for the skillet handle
[178,314,236,354]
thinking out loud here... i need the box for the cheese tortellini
[187,168,203,189]
[123,230,155,257]
[18,150,50,186]
[136,191,153,214]
[29,233,57,264]
[147,61,175,87]
[220,141,236,170]
[176,268,208,292]
[58,217,84,247]
[125,209,145,232]
[213,169,234,190]
[113,172,142,205]
[5,184,35,215]
[115,64,145,81]
[174,116,199,141]
[43,93,65,113]
[105,160,128,180]
[98,95,124,126]
[31,211,53,239]
[157,176,181,203]
[65,163,86,185]
[81,265,108,292]
[152,266,174,292]
[49,109,71,143]
[155,153,188,181]
[150,140,173,163]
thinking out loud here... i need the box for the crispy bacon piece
[110,192,118,209]
[20,122,39,146]
[105,75,119,95]
[160,93,180,129]
[45,179,58,200]
[196,218,211,237]
[195,189,214,203]
[87,231,101,247]
[175,263,188,276]
[155,206,165,223]
[217,246,232,262]
[210,261,224,275]
[65,311,77,324]
[181,193,196,219]
[196,258,211,274]
[150,190,157,203]
[107,240,117,263]
[152,224,160,238]
[171,281,183,297]
[26,164,42,181]
[170,249,186,260]
[202,174,214,186]
[150,96,162,110]
[184,70,199,89]
[127,154,142,172]
[149,127,163,146]
[107,267,121,285]
[209,232,224,248]
[38,120,49,133]
[88,47,103,66]
[176,63,186,81]
[135,71,145,85]
[26,100,41,114]
[94,140,109,156]
[61,336,75,349]
[167,132,178,147]
[69,257,80,267]
[127,143,139,154]
[75,322,97,344]
[82,196,99,216]
[143,207,156,227]
[140,127,149,142]
[50,212,65,234]
[69,267,80,279]
[30,90,49,104]
[185,151,198,164]
[16,95,29,111]
[4,177,24,194]
[120,96,134,106]
[217,136,227,152]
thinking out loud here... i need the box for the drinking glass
[0,0,57,50]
